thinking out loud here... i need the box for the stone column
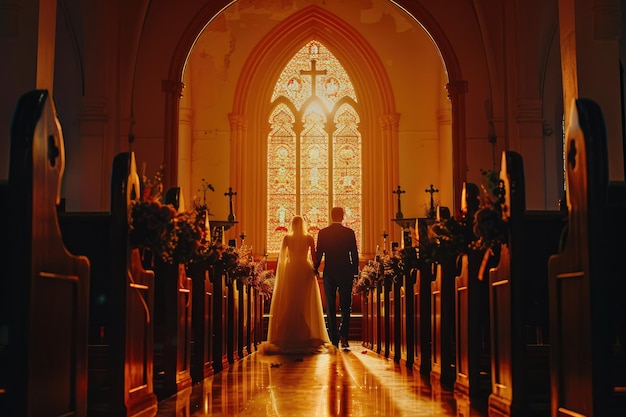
[162,80,185,189]
[229,112,247,240]
[379,113,400,247]
[446,80,468,214]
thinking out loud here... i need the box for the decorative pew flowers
[470,168,508,251]
[420,214,475,265]
[128,167,276,295]
[129,200,212,265]
[353,247,418,295]
[381,250,405,281]
[420,169,508,269]
[470,205,508,251]
[129,200,176,255]
[160,209,203,265]
[129,167,217,266]
[354,259,382,294]
[222,245,276,298]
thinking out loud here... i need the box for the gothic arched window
[266,40,362,253]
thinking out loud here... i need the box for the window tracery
[267,40,362,253]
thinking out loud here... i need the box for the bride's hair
[290,215,307,235]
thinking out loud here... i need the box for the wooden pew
[211,260,229,372]
[361,287,373,350]
[227,276,241,363]
[241,280,251,357]
[454,183,492,404]
[59,152,158,416]
[150,188,193,399]
[414,263,434,375]
[370,281,381,355]
[488,151,565,417]
[252,286,266,350]
[401,267,417,368]
[151,256,193,400]
[386,245,420,367]
[431,254,458,390]
[394,274,404,364]
[209,222,238,371]
[373,273,388,356]
[382,272,394,358]
[413,218,435,375]
[454,251,492,402]
[247,284,260,352]
[548,98,626,416]
[0,180,6,407]
[244,277,264,354]
[354,268,379,352]
[187,260,214,382]
[0,90,90,416]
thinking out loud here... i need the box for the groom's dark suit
[315,221,359,347]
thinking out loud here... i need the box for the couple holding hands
[262,207,359,354]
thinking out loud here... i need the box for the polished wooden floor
[155,342,488,417]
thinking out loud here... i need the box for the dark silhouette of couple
[262,207,359,354]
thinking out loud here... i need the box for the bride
[261,215,331,354]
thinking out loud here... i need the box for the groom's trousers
[323,275,353,344]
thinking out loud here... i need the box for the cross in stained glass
[300,59,327,97]
[267,40,361,253]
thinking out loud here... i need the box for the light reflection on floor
[155,343,488,416]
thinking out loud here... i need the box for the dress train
[259,232,331,355]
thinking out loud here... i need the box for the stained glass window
[267,40,362,253]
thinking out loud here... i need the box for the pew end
[548,98,626,416]
[487,150,566,417]
[1,90,90,416]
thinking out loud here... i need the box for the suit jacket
[315,222,359,280]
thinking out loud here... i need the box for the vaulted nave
[2,1,626,417]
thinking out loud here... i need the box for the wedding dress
[260,217,330,354]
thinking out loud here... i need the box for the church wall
[5,0,622,228]
[0,0,48,179]
[189,1,467,253]
[541,29,565,209]
[53,1,86,211]
[412,0,492,138]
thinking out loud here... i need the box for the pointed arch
[265,39,363,253]
[164,1,466,255]
[230,6,397,255]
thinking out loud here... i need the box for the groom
[315,207,359,348]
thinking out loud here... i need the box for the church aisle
[155,342,488,416]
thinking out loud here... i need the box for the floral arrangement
[222,245,276,298]
[129,200,176,256]
[470,205,507,251]
[471,169,508,251]
[142,164,165,202]
[246,269,276,299]
[353,259,382,294]
[129,170,276,295]
[381,251,404,280]
[353,247,419,294]
[420,214,475,265]
[129,168,219,266]
[129,199,217,266]
[160,209,204,265]
[419,170,508,266]
[192,178,215,216]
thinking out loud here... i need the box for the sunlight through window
[267,40,362,253]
